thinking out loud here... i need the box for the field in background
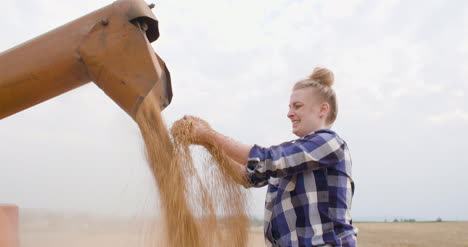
[355,222,468,247]
[18,210,468,247]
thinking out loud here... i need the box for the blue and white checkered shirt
[246,129,358,247]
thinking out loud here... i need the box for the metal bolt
[101,18,109,26]
[134,21,148,32]
[148,3,155,9]
[140,22,148,32]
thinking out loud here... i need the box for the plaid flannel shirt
[246,129,358,247]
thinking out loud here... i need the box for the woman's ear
[319,102,330,119]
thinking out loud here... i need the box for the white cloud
[428,109,468,124]
[452,89,465,97]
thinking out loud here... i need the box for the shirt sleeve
[245,132,345,186]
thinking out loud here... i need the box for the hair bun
[309,67,335,87]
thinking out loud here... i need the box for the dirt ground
[354,222,468,247]
[18,215,468,247]
[247,222,468,246]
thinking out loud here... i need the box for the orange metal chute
[0,205,18,247]
[0,0,172,120]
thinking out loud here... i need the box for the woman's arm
[247,132,345,180]
[183,115,252,164]
[206,131,252,165]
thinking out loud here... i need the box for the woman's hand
[183,115,215,146]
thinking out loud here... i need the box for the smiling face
[287,88,330,137]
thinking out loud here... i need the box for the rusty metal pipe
[0,204,18,247]
[0,0,172,120]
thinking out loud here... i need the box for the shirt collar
[303,128,335,138]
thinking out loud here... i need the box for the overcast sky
[1,0,467,221]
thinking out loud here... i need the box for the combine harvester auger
[0,0,172,246]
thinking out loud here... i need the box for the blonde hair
[293,67,338,125]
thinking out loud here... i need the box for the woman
[184,67,358,247]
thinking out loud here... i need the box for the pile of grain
[135,92,249,247]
